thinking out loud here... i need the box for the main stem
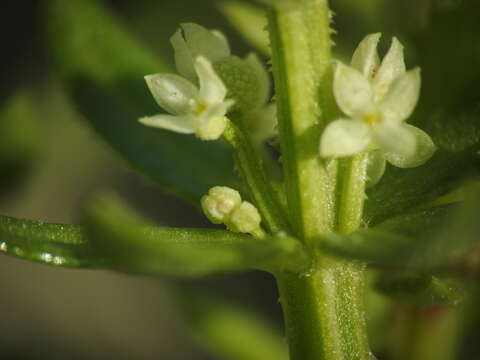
[269,0,372,359]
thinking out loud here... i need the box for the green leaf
[0,91,41,192]
[365,147,479,225]
[321,187,480,275]
[173,286,288,360]
[319,205,454,267]
[44,0,238,202]
[375,273,464,306]
[219,1,270,56]
[0,216,101,268]
[85,193,309,277]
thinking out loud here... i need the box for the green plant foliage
[0,91,40,192]
[219,1,270,56]
[173,286,288,360]
[375,273,464,305]
[84,193,309,277]
[0,216,100,268]
[44,0,239,202]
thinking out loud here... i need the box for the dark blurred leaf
[219,1,270,56]
[85,193,308,277]
[365,147,479,224]
[0,91,40,192]
[322,186,480,275]
[0,216,101,268]
[173,286,288,360]
[376,273,464,305]
[44,0,238,202]
[319,205,454,266]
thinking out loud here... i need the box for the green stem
[277,260,371,360]
[268,0,337,242]
[268,1,372,359]
[223,121,290,234]
[337,154,369,234]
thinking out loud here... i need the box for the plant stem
[268,1,372,359]
[223,121,290,234]
[337,154,368,234]
[277,260,371,360]
[268,0,337,242]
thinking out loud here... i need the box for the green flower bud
[201,186,242,224]
[226,201,262,234]
[214,55,270,114]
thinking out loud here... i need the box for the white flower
[319,34,436,169]
[140,56,234,141]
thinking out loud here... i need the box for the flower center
[193,102,208,117]
[363,112,382,125]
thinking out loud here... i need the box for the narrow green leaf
[0,91,41,192]
[375,273,464,306]
[321,187,480,275]
[365,147,479,225]
[318,205,454,268]
[44,0,238,201]
[173,286,288,360]
[219,1,270,56]
[85,193,309,277]
[0,216,101,268]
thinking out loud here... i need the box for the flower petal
[194,100,234,140]
[334,62,375,117]
[144,73,198,115]
[245,53,271,108]
[379,68,421,123]
[139,114,195,134]
[351,33,381,78]
[365,150,386,188]
[211,30,231,55]
[320,119,371,158]
[170,29,196,80]
[195,56,228,104]
[372,122,416,160]
[373,37,406,101]
[182,23,230,62]
[383,124,436,168]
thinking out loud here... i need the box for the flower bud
[214,54,270,114]
[201,186,241,224]
[226,201,262,234]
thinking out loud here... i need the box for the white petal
[320,119,371,158]
[383,124,436,168]
[211,30,231,55]
[181,23,230,63]
[334,62,375,117]
[144,73,198,115]
[373,37,406,101]
[372,122,416,160]
[245,53,271,108]
[195,56,228,104]
[366,150,386,188]
[351,33,381,78]
[194,100,234,140]
[379,68,421,123]
[139,114,195,134]
[170,29,196,80]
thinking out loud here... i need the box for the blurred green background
[1,0,479,359]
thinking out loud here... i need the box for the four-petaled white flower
[320,33,436,170]
[140,56,234,141]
